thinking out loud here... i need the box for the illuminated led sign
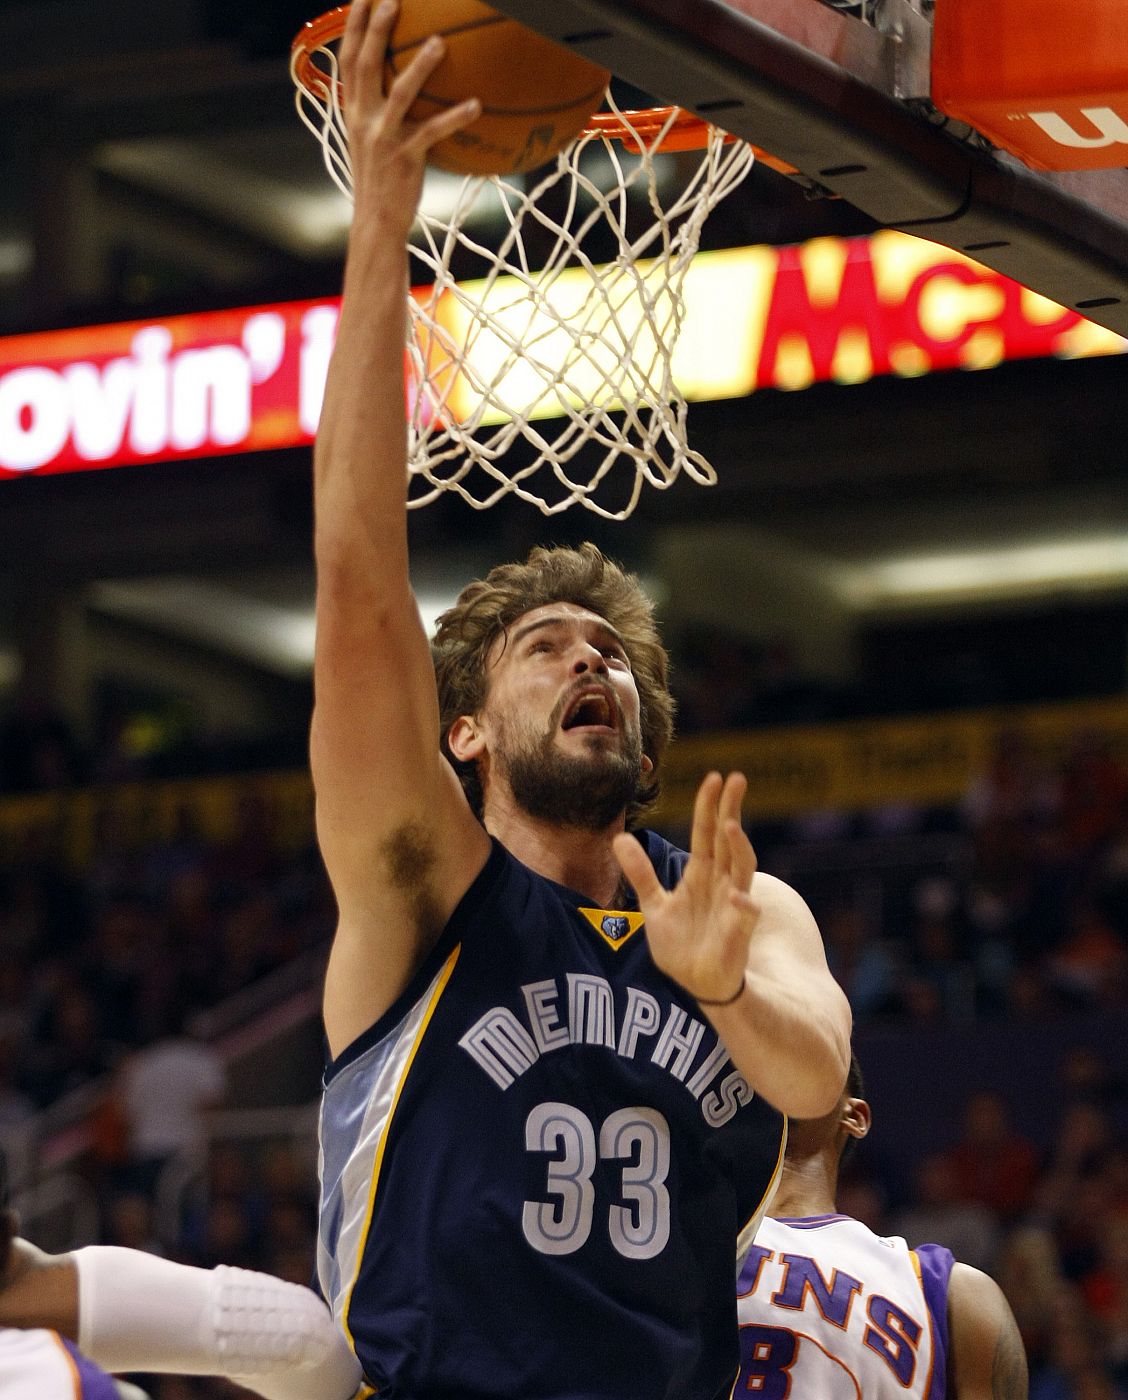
[0,231,1122,478]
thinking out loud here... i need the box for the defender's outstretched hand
[340,0,481,234]
[614,772,757,1006]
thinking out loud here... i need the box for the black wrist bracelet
[695,979,745,1008]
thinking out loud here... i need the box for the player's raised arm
[614,771,850,1118]
[310,0,488,1054]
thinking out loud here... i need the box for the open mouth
[561,688,618,733]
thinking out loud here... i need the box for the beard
[495,707,645,832]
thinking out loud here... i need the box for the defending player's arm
[0,1234,362,1400]
[946,1262,1028,1400]
[614,771,850,1118]
[310,0,488,1054]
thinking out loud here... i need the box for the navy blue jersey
[318,831,787,1400]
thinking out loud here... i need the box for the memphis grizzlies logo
[577,907,645,948]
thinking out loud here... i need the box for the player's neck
[485,796,629,907]
[768,1157,840,1220]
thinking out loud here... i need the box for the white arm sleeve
[73,1247,363,1400]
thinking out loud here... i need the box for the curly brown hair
[432,543,674,826]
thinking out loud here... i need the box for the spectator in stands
[1098,1144,1128,1221]
[994,1226,1066,1381]
[894,1151,1000,1274]
[83,900,154,1048]
[1056,734,1128,862]
[260,1198,317,1285]
[1057,1164,1119,1290]
[0,688,85,793]
[1096,815,1128,947]
[947,1088,1040,1222]
[102,1194,164,1259]
[905,882,978,1022]
[20,977,117,1108]
[670,626,757,733]
[140,806,208,906]
[1046,899,1127,1009]
[213,892,285,1003]
[1035,1100,1114,1227]
[739,636,833,727]
[1058,1046,1126,1117]
[963,729,1056,834]
[114,1009,225,1200]
[0,1035,33,1132]
[1027,1284,1124,1400]
[186,1196,259,1271]
[1080,1218,1128,1368]
[211,789,280,897]
[178,1144,266,1267]
[822,902,903,1019]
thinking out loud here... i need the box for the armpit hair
[380,821,436,892]
[379,822,444,943]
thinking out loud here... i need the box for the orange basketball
[385,0,611,175]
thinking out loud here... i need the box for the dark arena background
[1,0,1128,1393]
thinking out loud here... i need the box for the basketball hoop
[291,8,757,519]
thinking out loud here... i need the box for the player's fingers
[356,0,398,83]
[722,767,744,851]
[339,0,370,62]
[689,771,722,867]
[613,832,665,910]
[407,97,482,155]
[340,0,380,88]
[724,818,757,895]
[383,32,448,125]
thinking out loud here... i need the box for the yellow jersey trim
[737,1113,789,1259]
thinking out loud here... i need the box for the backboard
[488,0,1128,336]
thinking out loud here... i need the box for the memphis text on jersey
[458,971,753,1127]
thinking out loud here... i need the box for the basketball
[385,0,611,176]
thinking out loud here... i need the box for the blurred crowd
[0,789,333,1118]
[803,728,1128,1026]
[0,697,1126,1395]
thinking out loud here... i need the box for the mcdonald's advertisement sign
[0,231,1122,479]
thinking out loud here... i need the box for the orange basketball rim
[291,4,799,173]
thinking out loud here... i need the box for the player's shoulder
[946,1261,1028,1398]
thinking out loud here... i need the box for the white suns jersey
[0,1329,122,1400]
[736,1214,954,1400]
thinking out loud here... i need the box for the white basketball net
[293,38,755,518]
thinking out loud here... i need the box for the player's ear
[641,753,654,775]
[841,1097,872,1143]
[447,715,487,762]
